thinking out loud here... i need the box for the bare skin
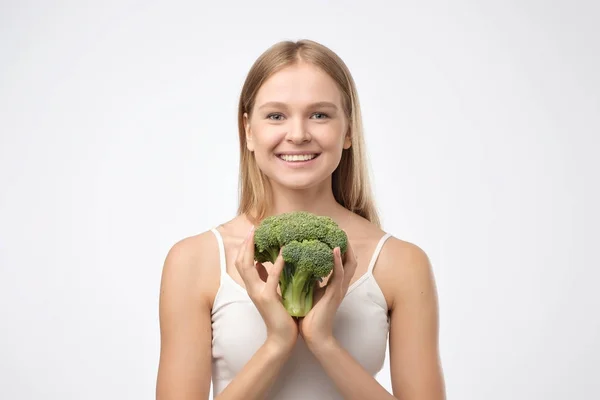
[156,210,445,399]
[156,60,446,399]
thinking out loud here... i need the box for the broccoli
[253,211,348,317]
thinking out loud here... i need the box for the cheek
[313,123,346,148]
[252,124,282,150]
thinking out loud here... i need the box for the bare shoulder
[376,235,437,311]
[160,229,222,308]
[156,228,225,399]
[341,212,436,310]
[371,234,445,397]
[160,214,252,304]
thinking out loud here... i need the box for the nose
[285,117,311,144]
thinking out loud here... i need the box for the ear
[244,112,254,152]
[343,130,352,150]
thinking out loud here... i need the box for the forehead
[254,62,342,107]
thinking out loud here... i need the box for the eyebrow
[257,101,339,111]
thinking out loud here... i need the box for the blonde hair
[236,39,381,228]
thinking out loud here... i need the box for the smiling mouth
[277,153,320,162]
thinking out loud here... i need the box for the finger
[235,226,260,288]
[312,281,325,303]
[341,239,358,289]
[256,262,268,283]
[328,247,344,288]
[243,226,256,267]
[323,247,344,301]
[266,249,284,292]
[234,226,252,272]
[341,230,356,265]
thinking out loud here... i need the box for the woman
[156,39,446,399]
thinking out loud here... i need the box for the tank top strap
[367,232,393,273]
[210,227,227,278]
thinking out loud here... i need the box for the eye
[266,113,284,121]
[311,112,329,120]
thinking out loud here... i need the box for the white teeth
[279,154,317,162]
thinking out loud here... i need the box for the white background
[1,1,599,399]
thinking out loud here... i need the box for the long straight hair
[236,39,381,228]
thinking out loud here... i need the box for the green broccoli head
[253,211,348,317]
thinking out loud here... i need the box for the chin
[271,171,334,191]
[257,159,336,190]
[273,177,317,190]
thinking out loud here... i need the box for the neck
[265,177,347,219]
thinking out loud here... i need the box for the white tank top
[209,228,392,399]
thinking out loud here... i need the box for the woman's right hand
[234,226,298,352]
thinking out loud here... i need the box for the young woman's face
[244,62,351,190]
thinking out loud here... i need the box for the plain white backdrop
[1,1,599,399]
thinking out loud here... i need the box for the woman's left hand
[299,237,358,351]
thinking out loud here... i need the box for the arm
[215,341,293,399]
[301,241,395,399]
[156,231,296,400]
[387,241,446,399]
[217,227,299,399]
[155,236,213,400]
[306,240,446,400]
[308,339,396,400]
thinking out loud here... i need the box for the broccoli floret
[253,211,348,317]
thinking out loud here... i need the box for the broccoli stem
[266,247,279,264]
[282,269,315,317]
